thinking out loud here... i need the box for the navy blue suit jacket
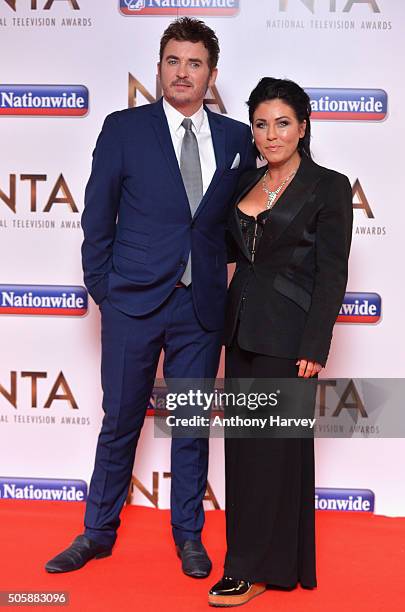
[81,98,254,330]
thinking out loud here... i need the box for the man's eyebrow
[165,55,203,63]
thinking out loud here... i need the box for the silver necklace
[262,169,296,210]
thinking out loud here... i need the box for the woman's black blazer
[225,154,353,366]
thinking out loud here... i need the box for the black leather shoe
[176,540,212,578]
[45,535,112,573]
[208,576,266,607]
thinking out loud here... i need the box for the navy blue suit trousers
[84,287,222,547]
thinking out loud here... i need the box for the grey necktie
[180,118,203,286]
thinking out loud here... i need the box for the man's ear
[208,67,218,89]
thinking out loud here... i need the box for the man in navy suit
[45,17,254,577]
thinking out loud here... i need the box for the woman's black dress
[223,208,317,588]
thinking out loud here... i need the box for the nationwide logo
[315,488,374,512]
[337,292,381,324]
[0,285,88,316]
[0,85,89,116]
[119,0,239,16]
[0,477,87,502]
[306,88,387,121]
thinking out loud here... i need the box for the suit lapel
[150,98,189,208]
[151,100,228,219]
[261,155,321,250]
[207,106,226,170]
[193,107,226,220]
[230,166,267,260]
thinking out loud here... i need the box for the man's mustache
[171,80,193,87]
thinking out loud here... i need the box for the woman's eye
[255,122,266,129]
[278,121,289,127]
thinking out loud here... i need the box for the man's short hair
[159,17,220,71]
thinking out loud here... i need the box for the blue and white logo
[315,488,374,512]
[0,477,87,502]
[119,0,240,16]
[123,0,146,10]
[0,285,88,317]
[337,292,381,324]
[306,88,387,121]
[0,85,89,117]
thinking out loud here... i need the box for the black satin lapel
[261,161,321,249]
[150,99,188,204]
[229,206,250,260]
[230,166,267,260]
[234,165,267,207]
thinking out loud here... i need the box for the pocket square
[230,153,240,170]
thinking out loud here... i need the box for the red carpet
[1,500,404,611]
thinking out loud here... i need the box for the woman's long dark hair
[247,77,312,159]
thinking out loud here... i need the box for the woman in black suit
[208,78,353,607]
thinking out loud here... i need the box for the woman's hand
[296,359,322,378]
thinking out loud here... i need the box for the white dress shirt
[163,97,217,195]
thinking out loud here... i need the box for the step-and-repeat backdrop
[1,0,404,517]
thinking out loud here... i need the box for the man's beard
[164,77,211,109]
